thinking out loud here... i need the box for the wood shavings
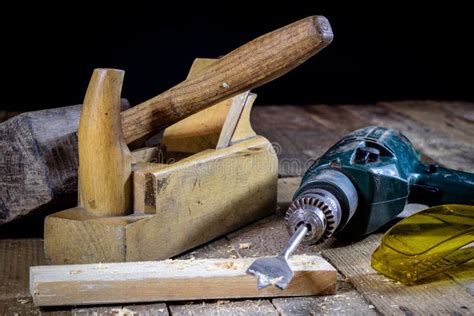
[239,243,251,249]
[111,307,136,315]
[214,261,245,270]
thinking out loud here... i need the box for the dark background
[2,3,474,111]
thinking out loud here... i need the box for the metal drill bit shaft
[246,224,308,289]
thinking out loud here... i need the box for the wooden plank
[304,104,456,165]
[30,255,336,307]
[322,234,474,315]
[0,239,75,315]
[272,274,377,315]
[252,106,316,177]
[169,300,278,315]
[305,104,370,135]
[277,177,301,211]
[73,303,168,316]
[0,297,43,315]
[382,101,474,143]
[0,239,46,300]
[341,103,474,172]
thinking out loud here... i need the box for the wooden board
[30,255,336,307]
[322,235,474,315]
[1,100,473,314]
[0,239,46,300]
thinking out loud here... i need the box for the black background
[2,2,474,111]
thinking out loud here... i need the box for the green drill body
[292,126,474,240]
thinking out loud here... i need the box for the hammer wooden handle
[121,16,333,144]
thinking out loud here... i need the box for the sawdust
[214,261,245,270]
[111,307,136,315]
[291,255,322,268]
[239,242,251,249]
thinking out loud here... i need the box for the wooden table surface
[1,101,473,315]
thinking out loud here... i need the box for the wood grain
[161,58,252,153]
[45,55,276,264]
[216,91,250,149]
[129,136,278,261]
[322,235,474,315]
[30,255,336,307]
[0,99,129,225]
[45,137,277,263]
[73,303,168,315]
[120,16,332,143]
[2,97,474,313]
[78,69,135,216]
[0,16,332,226]
[0,239,45,300]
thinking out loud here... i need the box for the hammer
[0,16,333,224]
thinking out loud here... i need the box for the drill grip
[410,166,474,206]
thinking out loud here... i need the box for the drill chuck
[285,169,358,244]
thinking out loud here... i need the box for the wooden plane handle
[120,15,333,144]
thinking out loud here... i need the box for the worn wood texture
[0,16,331,226]
[1,100,473,314]
[43,70,138,264]
[169,300,278,316]
[45,56,277,264]
[120,16,332,144]
[41,138,276,265]
[322,235,474,315]
[0,104,80,225]
[0,239,46,300]
[252,102,474,177]
[128,136,277,261]
[73,303,169,316]
[30,255,336,306]
[271,274,377,316]
[0,99,129,226]
[249,101,474,315]
[162,58,254,153]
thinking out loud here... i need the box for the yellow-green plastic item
[371,204,474,285]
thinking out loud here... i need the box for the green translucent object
[371,204,474,285]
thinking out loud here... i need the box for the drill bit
[246,224,308,289]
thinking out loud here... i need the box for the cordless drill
[286,126,474,244]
